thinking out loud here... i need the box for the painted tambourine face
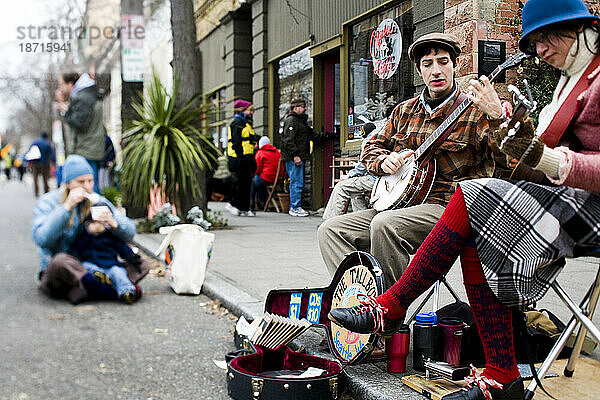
[330,265,379,362]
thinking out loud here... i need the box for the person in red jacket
[250,136,281,215]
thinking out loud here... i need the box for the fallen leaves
[201,299,229,316]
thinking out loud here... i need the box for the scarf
[536,28,599,134]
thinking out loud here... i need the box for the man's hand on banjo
[381,150,414,174]
[467,75,503,119]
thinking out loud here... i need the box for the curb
[131,237,263,320]
[131,236,423,400]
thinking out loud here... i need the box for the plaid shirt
[362,90,496,206]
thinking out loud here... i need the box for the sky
[0,0,84,132]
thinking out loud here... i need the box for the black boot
[327,295,401,337]
[442,373,523,400]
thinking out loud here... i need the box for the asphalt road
[0,177,237,400]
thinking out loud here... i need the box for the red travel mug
[385,325,410,373]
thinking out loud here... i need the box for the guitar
[370,52,531,212]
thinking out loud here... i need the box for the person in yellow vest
[226,99,259,216]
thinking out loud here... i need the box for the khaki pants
[317,204,444,289]
[322,176,374,220]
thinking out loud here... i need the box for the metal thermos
[385,324,410,373]
[412,311,438,371]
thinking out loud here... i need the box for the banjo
[370,52,530,212]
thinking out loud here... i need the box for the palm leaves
[121,72,220,212]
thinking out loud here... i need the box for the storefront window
[348,2,414,140]
[276,47,313,134]
[205,87,228,152]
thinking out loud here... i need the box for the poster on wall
[370,18,402,80]
[347,4,414,142]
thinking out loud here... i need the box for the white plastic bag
[155,224,215,295]
[25,145,41,161]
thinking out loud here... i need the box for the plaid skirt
[460,178,600,307]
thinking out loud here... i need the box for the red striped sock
[376,187,471,319]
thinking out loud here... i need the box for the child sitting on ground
[69,205,143,304]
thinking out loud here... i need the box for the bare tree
[170,0,202,106]
[170,0,207,211]
[0,0,84,151]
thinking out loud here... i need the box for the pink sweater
[555,65,600,192]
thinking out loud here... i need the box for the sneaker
[225,203,241,216]
[289,207,310,217]
[120,285,143,304]
[328,294,402,337]
[247,210,256,217]
[238,211,248,217]
[441,369,523,399]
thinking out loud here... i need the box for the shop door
[322,54,340,203]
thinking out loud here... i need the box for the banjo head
[370,156,416,211]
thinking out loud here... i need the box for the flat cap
[408,32,461,62]
[290,97,306,107]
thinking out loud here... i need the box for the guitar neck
[414,64,505,161]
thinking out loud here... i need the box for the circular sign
[369,18,402,80]
[330,265,379,362]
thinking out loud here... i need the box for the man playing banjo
[318,32,506,289]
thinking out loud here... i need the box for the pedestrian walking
[27,131,56,197]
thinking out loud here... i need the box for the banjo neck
[414,97,473,160]
[414,57,522,161]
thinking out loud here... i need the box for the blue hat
[63,155,94,183]
[520,0,600,54]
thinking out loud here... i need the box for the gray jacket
[64,85,106,161]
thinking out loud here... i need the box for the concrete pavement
[133,201,600,400]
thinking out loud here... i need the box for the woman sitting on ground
[32,155,139,304]
[329,1,600,399]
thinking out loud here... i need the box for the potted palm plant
[121,71,220,216]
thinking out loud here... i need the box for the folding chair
[406,277,462,323]
[263,161,285,213]
[523,246,600,399]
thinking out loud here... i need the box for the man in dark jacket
[56,72,106,193]
[280,98,330,217]
[28,131,56,197]
[250,136,281,213]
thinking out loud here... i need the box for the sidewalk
[133,201,600,400]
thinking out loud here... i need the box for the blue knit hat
[63,155,94,183]
[519,0,600,54]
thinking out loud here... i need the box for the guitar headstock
[500,81,537,151]
[488,52,531,83]
[500,52,531,71]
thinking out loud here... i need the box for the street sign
[121,14,144,82]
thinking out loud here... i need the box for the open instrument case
[227,251,385,400]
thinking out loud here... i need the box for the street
[0,178,236,400]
